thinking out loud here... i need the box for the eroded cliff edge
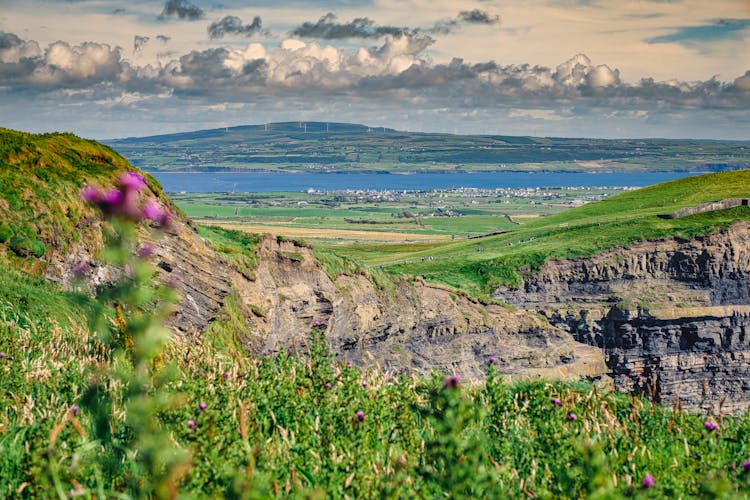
[493,221,750,413]
[232,237,606,383]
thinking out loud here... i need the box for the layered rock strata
[234,237,606,382]
[493,221,750,413]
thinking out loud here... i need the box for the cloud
[156,35,171,44]
[0,31,747,128]
[291,12,409,39]
[458,9,501,25]
[208,16,265,39]
[431,9,501,34]
[646,18,750,46]
[159,0,204,21]
[134,35,150,53]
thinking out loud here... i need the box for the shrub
[0,224,12,243]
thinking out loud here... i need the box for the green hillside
[106,121,750,173]
[0,128,173,273]
[328,170,750,296]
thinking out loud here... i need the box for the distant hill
[106,121,750,174]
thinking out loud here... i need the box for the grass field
[172,187,622,245]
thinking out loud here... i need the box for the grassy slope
[1,129,750,497]
[330,170,750,297]
[0,128,176,274]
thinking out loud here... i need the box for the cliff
[231,237,606,382]
[493,221,750,413]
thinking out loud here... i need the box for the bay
[149,170,700,193]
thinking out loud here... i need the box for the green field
[172,187,623,243]
[321,170,750,297]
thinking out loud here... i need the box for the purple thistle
[354,410,365,423]
[223,371,230,379]
[80,185,101,203]
[137,244,155,259]
[444,374,460,389]
[568,412,577,420]
[325,382,331,390]
[198,402,207,411]
[489,356,497,365]
[313,320,322,327]
[71,405,79,416]
[102,187,124,205]
[0,352,5,359]
[552,398,562,407]
[187,420,195,429]
[642,473,655,489]
[347,362,352,369]
[742,461,750,473]
[119,171,146,192]
[704,421,719,432]
[142,200,163,221]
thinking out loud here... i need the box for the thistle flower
[354,411,365,423]
[742,461,750,473]
[223,371,230,379]
[71,405,79,416]
[325,382,331,390]
[118,171,146,192]
[568,413,577,420]
[489,356,497,365]
[187,420,196,429]
[198,402,207,411]
[552,398,562,407]
[313,320,322,327]
[642,473,655,489]
[0,352,5,359]
[444,374,460,389]
[137,244,155,259]
[704,420,719,432]
[80,185,100,203]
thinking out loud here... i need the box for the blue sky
[0,0,748,139]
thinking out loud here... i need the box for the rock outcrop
[47,217,232,336]
[493,221,750,413]
[233,237,606,382]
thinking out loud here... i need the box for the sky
[0,0,749,140]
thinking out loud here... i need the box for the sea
[148,171,701,193]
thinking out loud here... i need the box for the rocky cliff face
[493,221,750,413]
[47,216,232,336]
[232,237,606,382]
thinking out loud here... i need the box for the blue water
[149,171,700,193]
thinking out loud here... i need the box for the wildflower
[137,244,155,259]
[444,374,460,389]
[119,171,146,192]
[742,461,750,473]
[80,185,100,203]
[489,356,497,365]
[223,371,230,379]
[704,420,719,432]
[187,420,195,429]
[347,362,353,369]
[642,473,655,489]
[198,402,207,411]
[71,405,79,416]
[102,187,124,206]
[313,320,322,327]
[325,382,331,390]
[552,398,562,407]
[0,352,5,359]
[568,413,577,420]
[142,200,171,227]
[354,411,365,423]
